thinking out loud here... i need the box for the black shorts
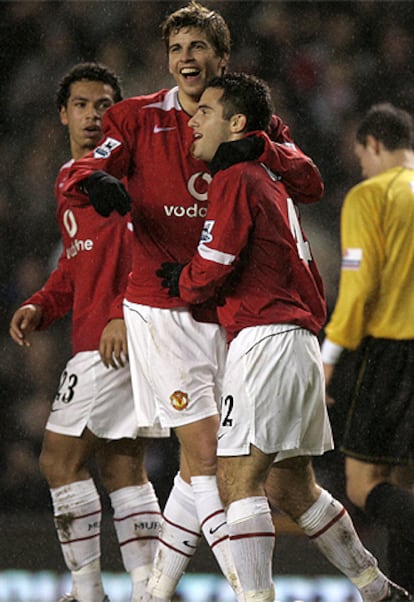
[341,337,414,465]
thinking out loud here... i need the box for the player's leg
[124,302,242,601]
[177,415,243,597]
[97,436,162,602]
[218,447,276,602]
[40,427,106,602]
[386,465,414,591]
[266,456,409,602]
[341,337,414,595]
[346,457,414,593]
[149,416,243,601]
[215,325,321,602]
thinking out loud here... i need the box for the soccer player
[62,4,323,600]
[321,103,414,593]
[9,63,167,602]
[158,73,412,601]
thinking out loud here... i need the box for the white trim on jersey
[143,87,181,112]
[198,243,236,265]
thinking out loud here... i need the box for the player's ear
[365,134,381,155]
[230,113,247,133]
[219,53,230,74]
[60,106,69,126]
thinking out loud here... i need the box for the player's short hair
[55,62,123,110]
[206,72,273,133]
[161,1,231,58]
[356,103,414,150]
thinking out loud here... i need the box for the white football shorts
[217,324,334,460]
[123,300,226,428]
[46,350,169,439]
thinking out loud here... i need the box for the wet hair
[55,62,123,110]
[356,102,414,150]
[206,72,273,132]
[161,1,231,57]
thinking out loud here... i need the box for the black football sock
[365,482,414,543]
[386,529,414,593]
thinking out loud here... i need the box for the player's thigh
[39,427,99,482]
[345,456,392,507]
[175,414,220,476]
[217,445,275,506]
[266,456,319,518]
[124,301,225,427]
[96,437,148,492]
[218,325,332,458]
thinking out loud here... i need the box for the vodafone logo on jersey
[63,209,94,259]
[63,209,78,237]
[188,172,211,201]
[163,172,212,218]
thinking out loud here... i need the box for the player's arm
[63,102,133,216]
[9,304,43,347]
[159,172,251,304]
[16,251,75,337]
[10,255,74,347]
[99,318,128,369]
[100,292,129,369]
[267,115,324,205]
[99,218,133,368]
[322,185,382,393]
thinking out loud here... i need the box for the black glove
[82,171,131,217]
[156,262,186,297]
[210,136,265,176]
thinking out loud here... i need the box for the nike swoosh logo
[153,125,176,134]
[217,433,225,440]
[209,521,226,535]
[183,540,198,549]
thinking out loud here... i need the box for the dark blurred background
[0,0,413,579]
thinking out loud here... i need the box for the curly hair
[55,62,123,110]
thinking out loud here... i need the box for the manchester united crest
[170,390,189,411]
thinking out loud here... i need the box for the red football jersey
[63,87,323,310]
[179,132,327,342]
[24,159,132,354]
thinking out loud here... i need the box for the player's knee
[39,447,88,488]
[39,448,64,485]
[98,457,147,492]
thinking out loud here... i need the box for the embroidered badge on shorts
[170,390,190,411]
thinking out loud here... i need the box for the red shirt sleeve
[267,116,324,205]
[23,250,74,330]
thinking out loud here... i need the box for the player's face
[168,26,228,114]
[189,87,234,162]
[354,139,382,179]
[60,80,115,160]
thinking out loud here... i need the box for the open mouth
[84,126,101,135]
[181,67,201,79]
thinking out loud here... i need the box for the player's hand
[82,171,131,217]
[99,318,128,369]
[9,304,43,347]
[323,362,336,406]
[156,262,186,297]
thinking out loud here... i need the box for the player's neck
[177,89,199,117]
[387,149,414,171]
